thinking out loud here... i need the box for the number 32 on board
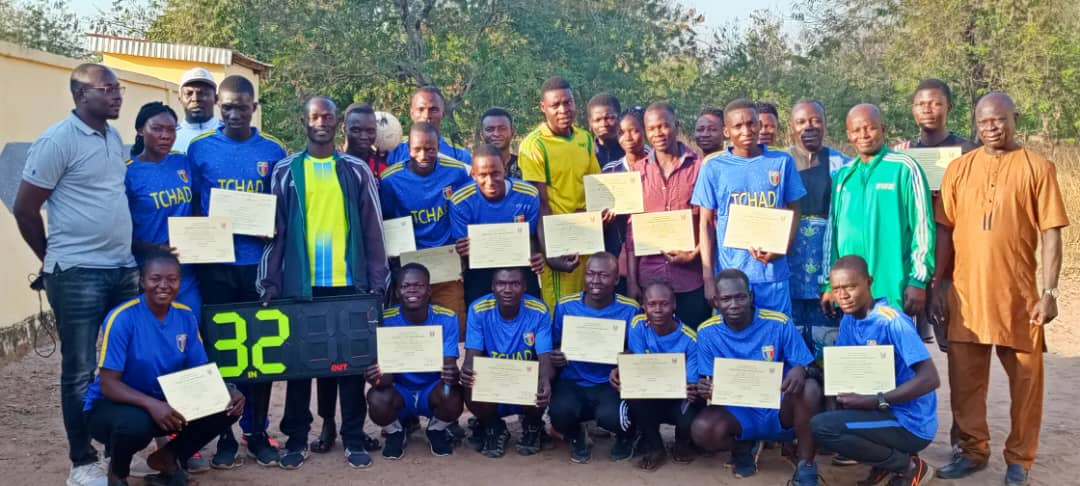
[212,309,291,379]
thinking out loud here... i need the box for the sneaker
[467,423,486,452]
[516,423,544,456]
[427,428,454,457]
[309,420,337,453]
[345,448,372,469]
[732,440,763,478]
[832,454,860,466]
[480,420,510,458]
[246,433,281,467]
[857,467,892,486]
[142,465,190,486]
[183,452,210,474]
[569,426,592,464]
[67,463,108,486]
[888,455,933,486]
[447,421,466,446]
[935,453,986,479]
[671,439,695,464]
[1005,464,1029,486]
[361,432,382,452]
[788,460,819,486]
[278,448,308,470]
[211,432,242,469]
[609,433,638,461]
[383,430,407,460]
[242,432,280,448]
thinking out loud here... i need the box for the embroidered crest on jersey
[761,344,775,361]
[257,161,269,177]
[769,170,780,186]
[867,339,877,346]
[176,333,188,352]
[443,185,453,199]
[515,214,526,223]
[523,332,535,347]
[177,169,189,183]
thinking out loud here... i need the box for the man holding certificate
[691,269,821,486]
[812,256,940,486]
[609,281,701,471]
[258,97,389,470]
[450,144,545,304]
[460,268,554,458]
[549,253,640,464]
[366,264,464,460]
[83,251,244,486]
[691,99,806,317]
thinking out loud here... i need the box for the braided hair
[132,101,178,158]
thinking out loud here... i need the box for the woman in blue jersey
[125,102,201,315]
[84,250,243,486]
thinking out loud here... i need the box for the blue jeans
[44,265,139,466]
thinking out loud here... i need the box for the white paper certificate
[157,363,231,421]
[383,216,417,257]
[618,353,687,399]
[824,345,896,396]
[722,205,795,255]
[468,222,531,269]
[399,245,462,284]
[560,316,626,364]
[585,172,645,214]
[208,188,277,237]
[711,358,783,409]
[542,212,605,258]
[899,147,962,191]
[632,209,695,256]
[471,357,539,406]
[167,217,235,264]
[376,325,444,374]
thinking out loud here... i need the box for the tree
[0,0,86,57]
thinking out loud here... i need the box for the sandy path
[1,282,1077,485]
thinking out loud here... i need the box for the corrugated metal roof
[84,33,272,74]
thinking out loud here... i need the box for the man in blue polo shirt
[549,252,640,464]
[366,263,464,460]
[186,74,288,468]
[460,267,554,458]
[691,99,806,317]
[691,269,822,485]
[450,144,544,304]
[812,255,939,486]
[386,86,472,165]
[381,121,473,330]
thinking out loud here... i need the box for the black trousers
[549,379,629,439]
[811,409,931,472]
[674,286,711,330]
[86,399,238,479]
[628,398,701,451]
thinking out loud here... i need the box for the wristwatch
[876,392,891,411]
[1043,288,1059,299]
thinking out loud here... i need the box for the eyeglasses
[84,85,126,96]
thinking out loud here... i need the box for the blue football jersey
[696,308,814,378]
[449,179,540,240]
[387,135,473,165]
[553,293,640,386]
[465,294,551,360]
[627,314,699,383]
[379,158,472,249]
[380,304,460,389]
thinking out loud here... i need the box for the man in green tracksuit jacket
[822,104,934,316]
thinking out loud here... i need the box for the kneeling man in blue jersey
[549,252,640,464]
[460,267,554,458]
[609,281,702,471]
[691,269,822,485]
[811,255,939,486]
[366,263,464,459]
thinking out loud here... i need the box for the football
[374,111,404,152]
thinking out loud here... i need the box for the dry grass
[1043,144,1080,275]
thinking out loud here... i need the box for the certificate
[471,357,539,406]
[585,172,644,214]
[560,316,625,364]
[208,188,277,237]
[618,353,687,399]
[468,222,531,269]
[167,217,235,264]
[157,363,231,421]
[722,205,794,255]
[376,326,444,374]
[824,345,896,396]
[399,245,462,284]
[542,212,604,258]
[899,147,962,191]
[383,216,416,257]
[711,358,782,409]
[632,209,695,256]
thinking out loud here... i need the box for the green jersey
[823,148,934,307]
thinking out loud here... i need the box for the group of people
[10,61,1066,486]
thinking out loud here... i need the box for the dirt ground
[2,283,1078,486]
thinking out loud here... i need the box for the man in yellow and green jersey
[519,76,601,310]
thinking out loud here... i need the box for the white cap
[179,67,216,89]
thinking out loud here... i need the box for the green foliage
[0,0,86,57]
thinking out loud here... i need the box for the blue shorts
[726,405,793,442]
[751,281,792,317]
[394,380,441,419]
